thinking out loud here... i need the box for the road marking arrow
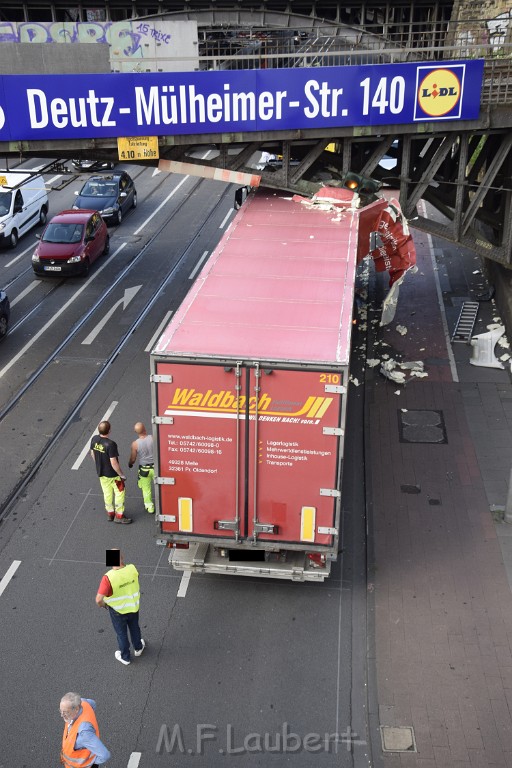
[81,285,142,345]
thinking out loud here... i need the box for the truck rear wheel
[39,207,48,225]
[9,229,18,248]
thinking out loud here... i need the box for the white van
[0,171,49,248]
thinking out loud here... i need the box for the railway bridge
[1,0,512,297]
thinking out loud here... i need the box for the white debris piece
[380,265,418,326]
[367,359,381,368]
[379,355,428,384]
[380,366,407,384]
[350,376,361,387]
[498,335,510,348]
[401,408,408,412]
[394,390,401,396]
[381,353,390,360]
[500,353,510,362]
[396,325,408,336]
[473,270,481,274]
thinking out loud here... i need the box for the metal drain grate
[451,301,479,342]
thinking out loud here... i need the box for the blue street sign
[0,60,483,141]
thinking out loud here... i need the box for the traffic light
[342,172,382,196]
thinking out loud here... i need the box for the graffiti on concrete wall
[486,11,511,47]
[0,20,173,58]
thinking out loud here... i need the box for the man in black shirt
[90,421,132,524]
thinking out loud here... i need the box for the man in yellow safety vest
[95,549,145,665]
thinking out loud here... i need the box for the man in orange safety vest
[60,692,110,767]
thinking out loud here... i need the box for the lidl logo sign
[414,64,465,121]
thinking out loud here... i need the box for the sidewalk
[366,227,512,767]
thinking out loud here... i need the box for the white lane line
[42,556,181,578]
[9,280,40,307]
[47,174,62,185]
[0,243,126,380]
[189,250,209,280]
[219,209,234,229]
[49,491,92,566]
[127,753,141,768]
[177,570,191,597]
[0,560,21,598]
[133,176,189,235]
[151,546,166,582]
[72,401,119,470]
[145,311,172,352]
[4,240,38,268]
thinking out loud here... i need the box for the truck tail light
[307,553,327,568]
[166,542,190,549]
[300,506,316,542]
[178,497,193,532]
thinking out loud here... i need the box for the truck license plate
[44,266,61,271]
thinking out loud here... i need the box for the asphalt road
[0,160,368,768]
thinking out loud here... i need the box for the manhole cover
[398,409,447,444]
[380,725,417,753]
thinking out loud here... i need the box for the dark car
[0,289,10,338]
[71,159,116,172]
[73,172,137,225]
[32,210,109,277]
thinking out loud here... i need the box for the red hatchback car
[32,209,109,277]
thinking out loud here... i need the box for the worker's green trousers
[138,465,155,514]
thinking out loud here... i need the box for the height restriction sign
[117,136,159,161]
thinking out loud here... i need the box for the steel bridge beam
[2,115,512,264]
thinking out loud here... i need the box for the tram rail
[0,176,234,522]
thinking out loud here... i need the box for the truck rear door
[154,361,246,540]
[153,360,345,549]
[245,365,344,548]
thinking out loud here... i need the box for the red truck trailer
[150,186,415,581]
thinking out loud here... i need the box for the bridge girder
[2,105,511,265]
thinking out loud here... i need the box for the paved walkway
[367,226,512,767]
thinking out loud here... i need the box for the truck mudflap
[169,542,332,582]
